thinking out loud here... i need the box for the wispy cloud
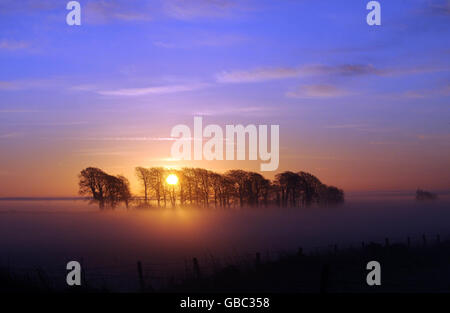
[0,132,22,139]
[423,0,450,16]
[286,84,350,99]
[303,64,380,76]
[0,0,59,13]
[325,124,369,129]
[97,83,209,96]
[216,67,300,83]
[85,0,152,23]
[0,40,29,51]
[0,0,152,23]
[381,65,450,77]
[324,124,395,134]
[194,106,274,116]
[163,0,244,20]
[0,109,39,113]
[74,149,135,157]
[398,84,450,99]
[0,81,20,90]
[216,64,448,84]
[1,77,210,97]
[69,136,176,142]
[369,141,402,146]
[417,133,450,141]
[69,84,99,92]
[0,78,63,90]
[284,154,350,161]
[0,0,251,21]
[402,90,427,99]
[153,41,177,48]
[216,64,380,83]
[153,34,246,49]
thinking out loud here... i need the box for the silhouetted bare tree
[119,166,343,209]
[225,170,248,208]
[79,167,107,209]
[116,175,132,209]
[149,167,166,207]
[135,167,151,204]
[78,167,131,209]
[297,171,323,207]
[318,185,344,206]
[275,171,300,207]
[275,171,343,208]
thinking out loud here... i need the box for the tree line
[79,166,344,209]
[78,167,132,209]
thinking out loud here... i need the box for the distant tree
[297,171,323,207]
[103,174,122,208]
[195,168,210,208]
[318,185,344,206]
[135,167,151,204]
[78,167,131,209]
[226,170,249,208]
[117,175,132,209]
[182,168,196,205]
[209,172,223,208]
[78,167,108,209]
[246,172,265,207]
[148,167,166,207]
[415,189,437,201]
[176,169,186,206]
[275,171,300,207]
[260,178,272,207]
[84,165,345,210]
[274,171,344,208]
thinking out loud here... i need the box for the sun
[166,174,179,185]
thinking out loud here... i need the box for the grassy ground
[165,241,450,293]
[2,240,449,293]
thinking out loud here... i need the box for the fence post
[193,257,201,279]
[137,261,145,292]
[422,234,427,247]
[407,236,411,248]
[437,234,441,245]
[361,241,365,249]
[334,244,338,254]
[385,238,390,248]
[297,247,303,257]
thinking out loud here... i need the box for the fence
[2,232,448,292]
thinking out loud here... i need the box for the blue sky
[0,0,449,196]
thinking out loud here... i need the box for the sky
[0,0,449,197]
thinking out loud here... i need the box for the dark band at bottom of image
[4,232,449,295]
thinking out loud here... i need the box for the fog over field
[1,193,449,276]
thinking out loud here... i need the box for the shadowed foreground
[165,239,450,293]
[2,236,449,293]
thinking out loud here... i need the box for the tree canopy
[134,167,344,209]
[79,166,344,209]
[78,167,131,209]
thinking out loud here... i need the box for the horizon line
[1,189,449,200]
